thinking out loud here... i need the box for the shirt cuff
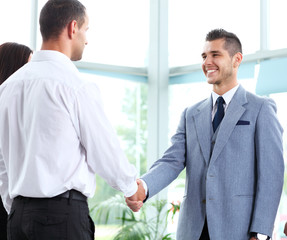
[140,179,148,196]
[123,181,138,198]
[250,232,270,240]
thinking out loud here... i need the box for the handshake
[125,179,146,212]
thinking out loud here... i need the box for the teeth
[207,70,217,73]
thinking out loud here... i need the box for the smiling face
[201,38,242,94]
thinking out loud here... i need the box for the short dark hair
[0,42,32,84]
[205,29,242,56]
[40,0,86,41]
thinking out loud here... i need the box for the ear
[233,52,243,68]
[67,20,77,39]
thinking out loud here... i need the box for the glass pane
[270,0,287,50]
[78,73,147,238]
[169,82,211,138]
[269,92,287,239]
[168,0,260,67]
[37,0,149,67]
[36,0,49,49]
[81,0,149,67]
[0,1,32,46]
[80,72,148,180]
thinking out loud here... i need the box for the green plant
[89,194,179,240]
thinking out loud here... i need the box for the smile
[207,69,217,74]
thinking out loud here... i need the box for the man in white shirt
[127,29,284,240]
[0,0,144,239]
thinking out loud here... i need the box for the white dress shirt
[211,84,239,120]
[0,50,138,213]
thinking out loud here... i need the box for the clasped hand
[125,179,146,212]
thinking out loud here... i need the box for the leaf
[162,233,175,240]
[90,194,134,225]
[113,221,150,240]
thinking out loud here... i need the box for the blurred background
[1,0,287,239]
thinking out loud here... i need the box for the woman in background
[0,42,32,84]
[0,42,32,239]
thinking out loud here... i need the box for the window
[80,0,149,67]
[3,0,287,238]
[36,0,150,67]
[168,0,260,67]
[0,1,32,46]
[270,0,287,50]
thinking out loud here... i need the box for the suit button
[202,199,206,204]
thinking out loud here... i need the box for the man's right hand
[125,179,146,212]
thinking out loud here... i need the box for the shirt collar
[31,50,78,74]
[212,84,240,107]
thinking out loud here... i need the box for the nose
[203,55,212,65]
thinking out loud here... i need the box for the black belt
[16,190,87,202]
[56,190,87,201]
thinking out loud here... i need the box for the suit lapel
[210,85,248,164]
[194,96,213,165]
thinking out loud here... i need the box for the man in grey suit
[127,29,284,240]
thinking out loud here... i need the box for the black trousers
[199,219,210,240]
[7,191,94,240]
[0,197,7,240]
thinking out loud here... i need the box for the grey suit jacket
[142,85,284,240]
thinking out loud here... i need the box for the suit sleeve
[141,108,187,199]
[250,98,284,236]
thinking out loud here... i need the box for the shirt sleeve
[0,148,12,213]
[73,81,138,197]
[140,179,148,196]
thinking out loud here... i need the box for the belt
[15,190,87,202]
[56,190,87,201]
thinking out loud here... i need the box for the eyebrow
[201,50,221,57]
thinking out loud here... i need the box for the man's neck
[41,39,71,59]
[212,81,238,96]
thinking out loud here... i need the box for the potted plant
[89,194,180,240]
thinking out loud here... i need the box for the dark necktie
[213,96,225,132]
